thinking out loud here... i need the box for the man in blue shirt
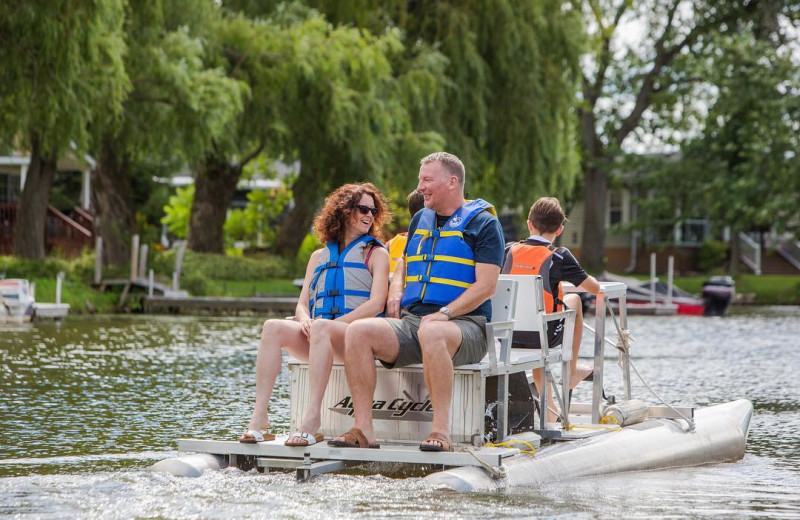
[329,152,504,452]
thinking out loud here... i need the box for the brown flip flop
[419,431,452,452]
[327,427,380,449]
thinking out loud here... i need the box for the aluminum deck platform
[177,437,526,480]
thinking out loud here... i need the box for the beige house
[560,188,799,275]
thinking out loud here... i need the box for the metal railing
[738,232,762,275]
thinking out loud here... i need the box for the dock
[142,295,297,315]
[33,303,70,320]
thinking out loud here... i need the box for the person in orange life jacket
[502,197,600,422]
[386,189,425,273]
[329,152,504,452]
[239,183,391,446]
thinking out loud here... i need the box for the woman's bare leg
[247,319,310,432]
[292,319,348,438]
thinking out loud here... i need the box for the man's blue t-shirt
[403,207,505,320]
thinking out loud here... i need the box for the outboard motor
[702,276,735,317]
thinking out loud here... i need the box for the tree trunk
[92,135,136,266]
[580,164,608,270]
[13,133,56,259]
[273,172,323,258]
[187,155,241,254]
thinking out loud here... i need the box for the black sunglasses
[354,204,378,217]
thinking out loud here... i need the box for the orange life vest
[502,241,564,313]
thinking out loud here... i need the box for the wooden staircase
[0,203,93,257]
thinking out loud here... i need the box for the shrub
[182,272,208,296]
[151,249,297,281]
[0,256,68,279]
[296,233,322,270]
[697,240,729,273]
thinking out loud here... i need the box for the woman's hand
[299,317,314,339]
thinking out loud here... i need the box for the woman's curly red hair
[313,182,392,244]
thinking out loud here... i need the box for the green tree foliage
[630,29,800,273]
[224,188,293,248]
[258,0,585,211]
[161,185,194,239]
[571,0,773,269]
[92,0,247,265]
[189,8,444,256]
[0,0,128,259]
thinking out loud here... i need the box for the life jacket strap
[405,275,471,289]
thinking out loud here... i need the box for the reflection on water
[1,309,799,518]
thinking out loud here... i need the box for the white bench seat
[287,275,575,444]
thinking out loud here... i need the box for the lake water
[2,308,799,519]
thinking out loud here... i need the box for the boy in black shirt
[502,197,600,422]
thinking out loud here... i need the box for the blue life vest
[309,235,382,319]
[401,199,496,307]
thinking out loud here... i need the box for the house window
[609,191,623,226]
[0,174,7,202]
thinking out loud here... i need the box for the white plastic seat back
[498,274,546,333]
[490,277,518,324]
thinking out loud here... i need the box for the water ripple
[1,310,799,518]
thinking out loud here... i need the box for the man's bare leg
[417,321,463,449]
[290,319,348,441]
[330,318,399,445]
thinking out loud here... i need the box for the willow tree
[0,0,128,259]
[189,9,443,255]
[91,0,246,265]
[262,0,585,223]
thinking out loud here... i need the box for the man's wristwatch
[438,306,451,319]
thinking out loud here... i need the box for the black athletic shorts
[511,319,564,349]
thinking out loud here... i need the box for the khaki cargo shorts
[381,310,488,369]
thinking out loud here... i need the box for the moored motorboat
[0,279,35,323]
[589,272,706,316]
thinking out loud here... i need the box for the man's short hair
[528,197,567,234]
[407,189,425,216]
[420,152,465,185]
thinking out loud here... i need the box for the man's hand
[420,310,449,326]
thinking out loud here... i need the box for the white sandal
[284,431,324,447]
[238,429,276,443]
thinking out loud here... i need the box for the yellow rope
[484,439,537,456]
[599,415,620,425]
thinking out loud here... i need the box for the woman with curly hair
[239,182,391,446]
